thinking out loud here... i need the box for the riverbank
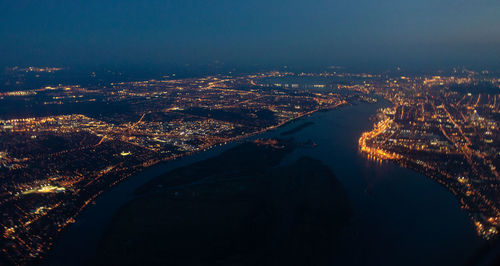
[93,139,352,265]
[45,105,343,265]
[47,101,484,266]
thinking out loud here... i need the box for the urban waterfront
[274,102,484,265]
[2,1,499,264]
[48,100,484,265]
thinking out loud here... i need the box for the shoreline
[46,99,484,266]
[45,102,348,264]
[94,141,352,265]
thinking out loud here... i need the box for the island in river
[94,138,351,265]
[47,100,485,266]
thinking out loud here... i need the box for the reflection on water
[272,103,484,266]
[48,102,483,266]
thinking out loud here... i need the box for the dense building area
[360,74,500,239]
[0,71,346,265]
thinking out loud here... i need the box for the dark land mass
[280,122,314,136]
[448,82,499,95]
[183,107,278,128]
[94,139,351,266]
[0,98,135,120]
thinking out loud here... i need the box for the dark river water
[47,101,484,265]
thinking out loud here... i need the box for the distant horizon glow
[1,0,499,71]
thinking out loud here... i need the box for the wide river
[47,101,484,265]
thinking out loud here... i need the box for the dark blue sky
[1,0,499,70]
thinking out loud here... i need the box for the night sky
[1,0,499,70]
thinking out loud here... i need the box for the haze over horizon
[1,0,499,71]
[1,2,500,265]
